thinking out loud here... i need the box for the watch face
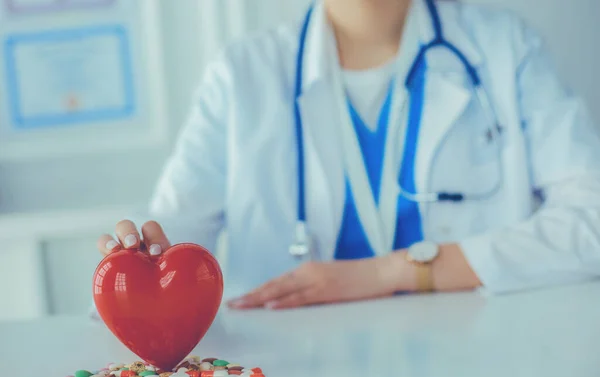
[410,242,439,262]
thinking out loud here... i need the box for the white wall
[0,0,598,320]
[467,0,600,123]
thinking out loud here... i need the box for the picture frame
[0,0,169,161]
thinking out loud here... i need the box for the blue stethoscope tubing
[289,0,503,257]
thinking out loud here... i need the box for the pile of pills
[68,356,265,377]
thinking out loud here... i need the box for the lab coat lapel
[412,0,485,195]
[296,1,345,262]
[415,74,471,194]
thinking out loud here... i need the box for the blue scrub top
[334,62,426,260]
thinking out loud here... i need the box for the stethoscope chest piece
[288,221,312,259]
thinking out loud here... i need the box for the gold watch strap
[415,263,435,292]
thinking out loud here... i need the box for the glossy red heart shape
[93,243,223,371]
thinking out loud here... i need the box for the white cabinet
[0,208,130,320]
[0,240,47,321]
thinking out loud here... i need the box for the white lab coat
[143,0,600,299]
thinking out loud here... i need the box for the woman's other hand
[227,254,409,310]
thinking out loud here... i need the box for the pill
[199,362,214,371]
[202,358,218,363]
[140,371,158,376]
[213,371,228,377]
[108,364,123,371]
[213,360,228,367]
[75,371,93,377]
[227,371,242,376]
[130,362,147,373]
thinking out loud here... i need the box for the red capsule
[187,371,201,377]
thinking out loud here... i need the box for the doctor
[97,0,600,310]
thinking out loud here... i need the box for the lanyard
[329,44,413,257]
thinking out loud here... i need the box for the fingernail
[265,301,277,310]
[124,234,137,248]
[149,244,162,256]
[105,240,119,252]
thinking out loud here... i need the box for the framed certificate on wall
[4,25,136,129]
[0,0,169,160]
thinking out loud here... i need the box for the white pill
[112,371,122,377]
[214,371,228,377]
[146,366,156,371]
[199,362,214,371]
[177,367,189,373]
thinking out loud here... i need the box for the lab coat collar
[300,0,334,94]
[301,0,485,92]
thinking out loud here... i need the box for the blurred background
[0,0,598,322]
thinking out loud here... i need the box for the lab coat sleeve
[132,55,231,254]
[459,19,600,294]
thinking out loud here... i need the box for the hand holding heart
[94,220,223,371]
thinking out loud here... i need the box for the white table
[2,282,600,377]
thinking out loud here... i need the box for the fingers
[97,234,120,256]
[97,220,169,257]
[141,221,171,256]
[228,271,305,309]
[265,289,315,310]
[115,220,141,250]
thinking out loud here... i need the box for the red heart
[93,243,223,371]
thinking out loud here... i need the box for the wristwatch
[405,241,440,292]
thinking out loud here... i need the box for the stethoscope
[289,0,504,258]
